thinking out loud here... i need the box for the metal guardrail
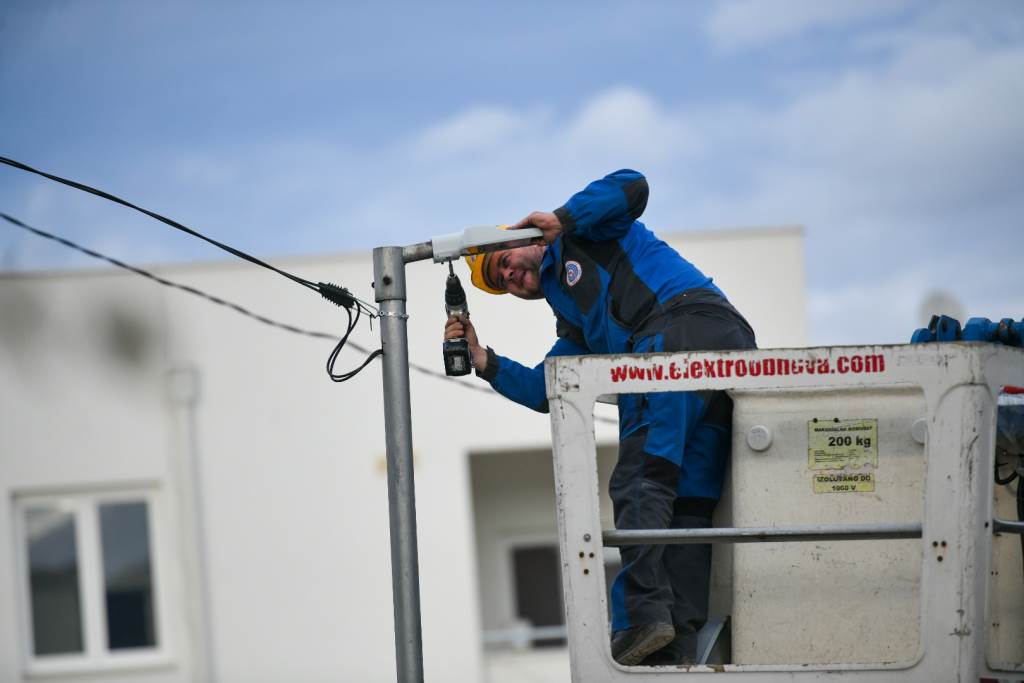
[602,522,923,546]
[603,519,1024,545]
[993,517,1024,535]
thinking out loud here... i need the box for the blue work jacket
[479,169,725,414]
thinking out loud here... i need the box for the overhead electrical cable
[0,160,620,420]
[0,155,322,294]
[0,154,378,380]
[0,211,505,397]
[1,211,343,342]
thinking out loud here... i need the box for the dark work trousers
[608,303,756,662]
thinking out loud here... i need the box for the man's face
[487,245,545,299]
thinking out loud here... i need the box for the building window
[99,501,157,650]
[25,506,85,656]
[511,544,565,648]
[489,541,622,649]
[14,490,166,675]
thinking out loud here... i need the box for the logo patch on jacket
[565,260,583,287]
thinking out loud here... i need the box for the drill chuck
[445,274,469,319]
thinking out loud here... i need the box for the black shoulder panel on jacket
[556,313,588,350]
[562,233,660,331]
[554,206,576,235]
[622,177,649,220]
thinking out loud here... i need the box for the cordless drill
[442,261,472,376]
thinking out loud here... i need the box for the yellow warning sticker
[813,471,875,493]
[807,418,878,471]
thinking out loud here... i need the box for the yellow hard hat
[463,224,510,295]
[464,251,506,295]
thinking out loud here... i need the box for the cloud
[409,86,700,170]
[368,42,1023,346]
[809,261,1024,347]
[768,35,1024,213]
[414,106,549,158]
[562,87,703,163]
[808,271,926,345]
[329,87,705,235]
[5,6,1021,348]
[706,0,915,54]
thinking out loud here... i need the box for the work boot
[611,622,675,666]
[639,628,699,666]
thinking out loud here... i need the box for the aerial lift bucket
[544,343,1024,682]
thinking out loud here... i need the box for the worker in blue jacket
[444,169,756,665]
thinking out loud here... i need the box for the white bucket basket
[544,343,1024,682]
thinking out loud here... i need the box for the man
[444,169,756,665]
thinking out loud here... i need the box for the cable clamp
[378,311,410,320]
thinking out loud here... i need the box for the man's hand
[512,210,562,244]
[444,314,488,372]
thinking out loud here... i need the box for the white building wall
[0,275,198,682]
[0,227,805,683]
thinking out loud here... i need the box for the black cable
[994,445,1024,570]
[0,159,616,410]
[0,211,499,394]
[995,456,1019,486]
[0,155,377,317]
[1,210,618,416]
[1,211,347,342]
[327,302,384,382]
[0,210,377,380]
[0,155,320,292]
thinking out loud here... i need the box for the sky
[1,0,1022,346]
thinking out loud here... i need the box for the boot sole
[614,623,676,666]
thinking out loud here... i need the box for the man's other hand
[444,314,488,372]
[512,211,562,244]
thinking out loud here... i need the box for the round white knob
[911,418,928,445]
[747,425,773,452]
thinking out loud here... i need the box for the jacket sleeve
[476,335,589,414]
[553,169,648,242]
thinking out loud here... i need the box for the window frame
[485,534,568,649]
[485,534,624,649]
[13,487,173,677]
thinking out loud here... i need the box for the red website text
[609,354,886,383]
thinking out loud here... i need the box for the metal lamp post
[370,227,542,682]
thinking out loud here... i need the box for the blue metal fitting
[910,327,935,344]
[933,315,962,342]
[997,318,1022,347]
[926,316,1024,347]
[962,317,998,342]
